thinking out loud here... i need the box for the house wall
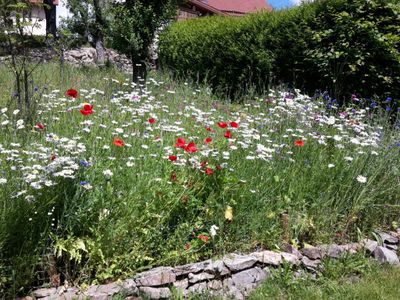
[178,8,201,21]
[9,7,47,36]
[26,7,47,36]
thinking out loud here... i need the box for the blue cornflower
[386,107,391,112]
[386,97,392,102]
[370,102,378,108]
[79,159,91,167]
[80,181,88,185]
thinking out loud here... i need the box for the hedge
[159,0,400,102]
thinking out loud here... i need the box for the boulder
[231,267,268,296]
[251,250,282,266]
[223,254,257,272]
[135,267,176,287]
[188,272,215,284]
[378,232,399,245]
[138,287,171,299]
[302,256,321,271]
[301,246,323,260]
[362,239,378,254]
[373,246,400,265]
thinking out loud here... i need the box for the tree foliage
[108,0,181,81]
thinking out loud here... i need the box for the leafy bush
[159,0,400,102]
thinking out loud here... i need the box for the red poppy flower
[224,130,232,139]
[205,137,212,144]
[200,160,208,167]
[50,154,57,161]
[185,141,198,153]
[66,89,78,98]
[230,121,239,128]
[36,122,44,130]
[294,139,305,147]
[206,127,214,132]
[218,122,228,128]
[114,137,125,147]
[205,167,214,175]
[185,243,191,250]
[216,165,223,171]
[170,172,177,182]
[199,234,209,242]
[80,104,93,116]
[176,138,186,149]
[149,118,156,124]
[169,155,177,161]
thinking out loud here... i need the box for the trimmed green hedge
[159,0,400,102]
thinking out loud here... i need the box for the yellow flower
[225,206,233,221]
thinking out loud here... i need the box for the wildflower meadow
[0,64,399,296]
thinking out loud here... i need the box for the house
[27,0,58,36]
[206,0,273,16]
[178,0,272,20]
[178,0,227,20]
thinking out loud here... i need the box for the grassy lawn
[250,256,400,300]
[0,63,399,296]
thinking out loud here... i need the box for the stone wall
[0,47,133,73]
[27,230,400,300]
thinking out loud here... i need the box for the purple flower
[80,159,91,167]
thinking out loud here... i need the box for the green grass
[250,257,400,300]
[0,63,399,297]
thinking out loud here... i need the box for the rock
[384,243,398,251]
[373,246,400,265]
[187,281,207,294]
[173,278,188,290]
[223,254,257,272]
[301,256,321,270]
[326,244,345,258]
[281,252,301,266]
[251,250,282,266]
[32,288,58,298]
[84,283,121,299]
[301,246,322,260]
[362,239,378,253]
[378,232,399,244]
[173,260,211,276]
[204,259,230,276]
[341,243,362,254]
[121,279,139,296]
[207,280,223,290]
[135,267,176,286]
[188,272,215,284]
[139,287,171,299]
[284,244,303,259]
[231,267,268,296]
[223,278,244,300]
[232,267,267,290]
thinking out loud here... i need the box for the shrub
[159,0,400,102]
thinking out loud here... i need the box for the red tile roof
[206,0,272,14]
[29,0,59,5]
[189,0,228,15]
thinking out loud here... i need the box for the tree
[108,0,181,82]
[0,0,44,122]
[43,0,56,37]
[64,0,108,64]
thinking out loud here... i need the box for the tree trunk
[95,32,106,66]
[44,0,57,38]
[131,58,147,85]
[93,0,106,65]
